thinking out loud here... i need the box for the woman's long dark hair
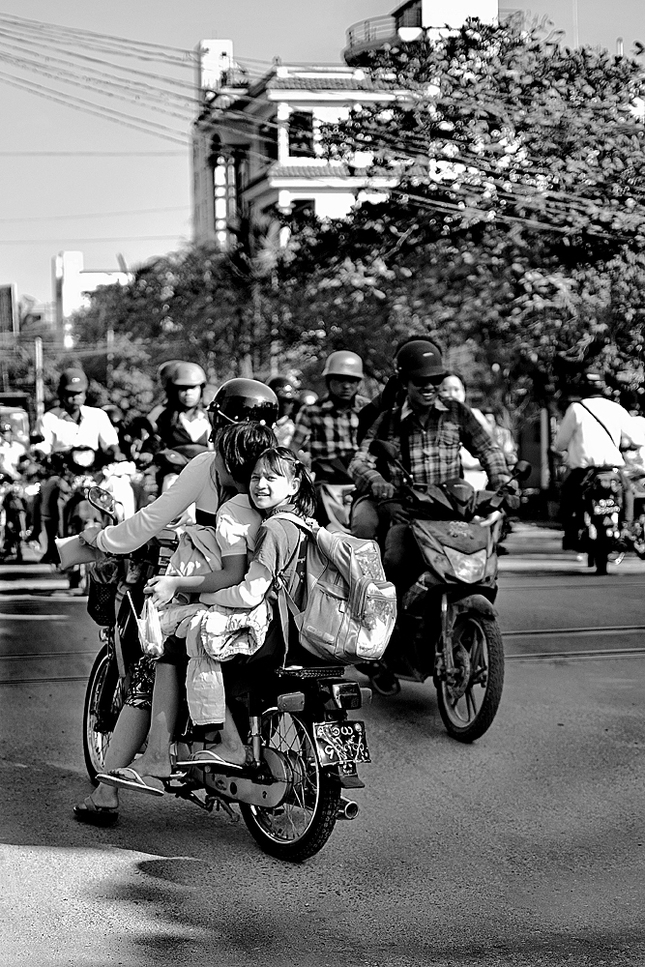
[252,446,317,517]
[215,423,278,486]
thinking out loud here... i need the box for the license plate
[313,721,370,766]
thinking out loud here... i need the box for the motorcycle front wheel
[240,709,341,862]
[83,643,124,782]
[436,614,504,743]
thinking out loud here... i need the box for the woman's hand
[80,522,103,546]
[145,575,180,607]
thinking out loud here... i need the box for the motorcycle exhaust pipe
[337,797,359,821]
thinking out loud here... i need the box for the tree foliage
[284,16,645,403]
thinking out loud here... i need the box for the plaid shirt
[291,395,368,464]
[349,397,509,492]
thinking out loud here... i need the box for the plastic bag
[129,592,165,658]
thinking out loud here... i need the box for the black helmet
[208,378,279,428]
[395,339,446,381]
[267,375,298,400]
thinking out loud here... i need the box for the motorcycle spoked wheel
[83,643,124,783]
[240,709,341,862]
[436,613,505,743]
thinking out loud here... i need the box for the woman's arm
[146,554,247,607]
[91,452,215,554]
[206,560,273,608]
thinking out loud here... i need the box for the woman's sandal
[96,767,166,796]
[175,749,246,771]
[73,796,119,827]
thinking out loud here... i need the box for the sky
[0,0,643,307]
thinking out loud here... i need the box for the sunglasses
[409,376,444,389]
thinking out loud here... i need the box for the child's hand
[145,575,179,607]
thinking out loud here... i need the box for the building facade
[52,251,130,346]
[192,0,500,246]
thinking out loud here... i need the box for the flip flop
[73,796,119,827]
[96,768,166,797]
[175,749,245,771]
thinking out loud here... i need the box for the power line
[0,206,190,224]
[0,235,189,244]
[0,150,185,156]
[0,70,190,145]
[0,13,196,65]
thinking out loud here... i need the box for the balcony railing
[345,16,398,55]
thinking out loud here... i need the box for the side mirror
[86,486,119,522]
[513,460,532,482]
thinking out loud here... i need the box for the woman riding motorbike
[72,378,279,824]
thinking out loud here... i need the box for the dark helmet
[208,378,279,428]
[58,367,88,394]
[164,361,206,389]
[267,375,298,400]
[322,350,364,380]
[395,339,446,381]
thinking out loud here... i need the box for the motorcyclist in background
[350,340,510,590]
[0,422,24,481]
[30,368,121,562]
[139,361,212,495]
[349,339,511,694]
[267,375,299,447]
[554,373,644,549]
[150,361,212,452]
[290,351,367,525]
[291,351,366,469]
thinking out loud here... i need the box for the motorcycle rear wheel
[436,614,504,743]
[240,709,340,862]
[83,643,124,783]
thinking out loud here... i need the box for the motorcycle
[0,475,28,562]
[366,439,531,743]
[575,466,628,576]
[56,447,134,589]
[311,457,355,534]
[77,486,372,862]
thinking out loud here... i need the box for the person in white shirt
[554,374,645,549]
[31,368,120,562]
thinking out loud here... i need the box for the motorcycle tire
[83,643,124,783]
[436,613,504,743]
[240,709,341,862]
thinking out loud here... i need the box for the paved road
[1,530,645,966]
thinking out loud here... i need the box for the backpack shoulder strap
[577,401,618,449]
[271,512,318,534]
[271,514,313,668]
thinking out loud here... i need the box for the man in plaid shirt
[350,339,510,576]
[291,350,367,470]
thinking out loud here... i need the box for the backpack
[272,513,397,665]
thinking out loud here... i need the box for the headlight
[444,546,487,582]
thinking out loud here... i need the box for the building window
[291,199,316,218]
[288,111,315,157]
[395,0,422,29]
[259,120,278,162]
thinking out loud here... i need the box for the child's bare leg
[83,704,150,809]
[126,663,181,778]
[202,705,247,765]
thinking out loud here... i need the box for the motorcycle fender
[450,594,498,619]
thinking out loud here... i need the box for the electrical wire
[0,235,188,244]
[0,69,190,145]
[0,207,189,223]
